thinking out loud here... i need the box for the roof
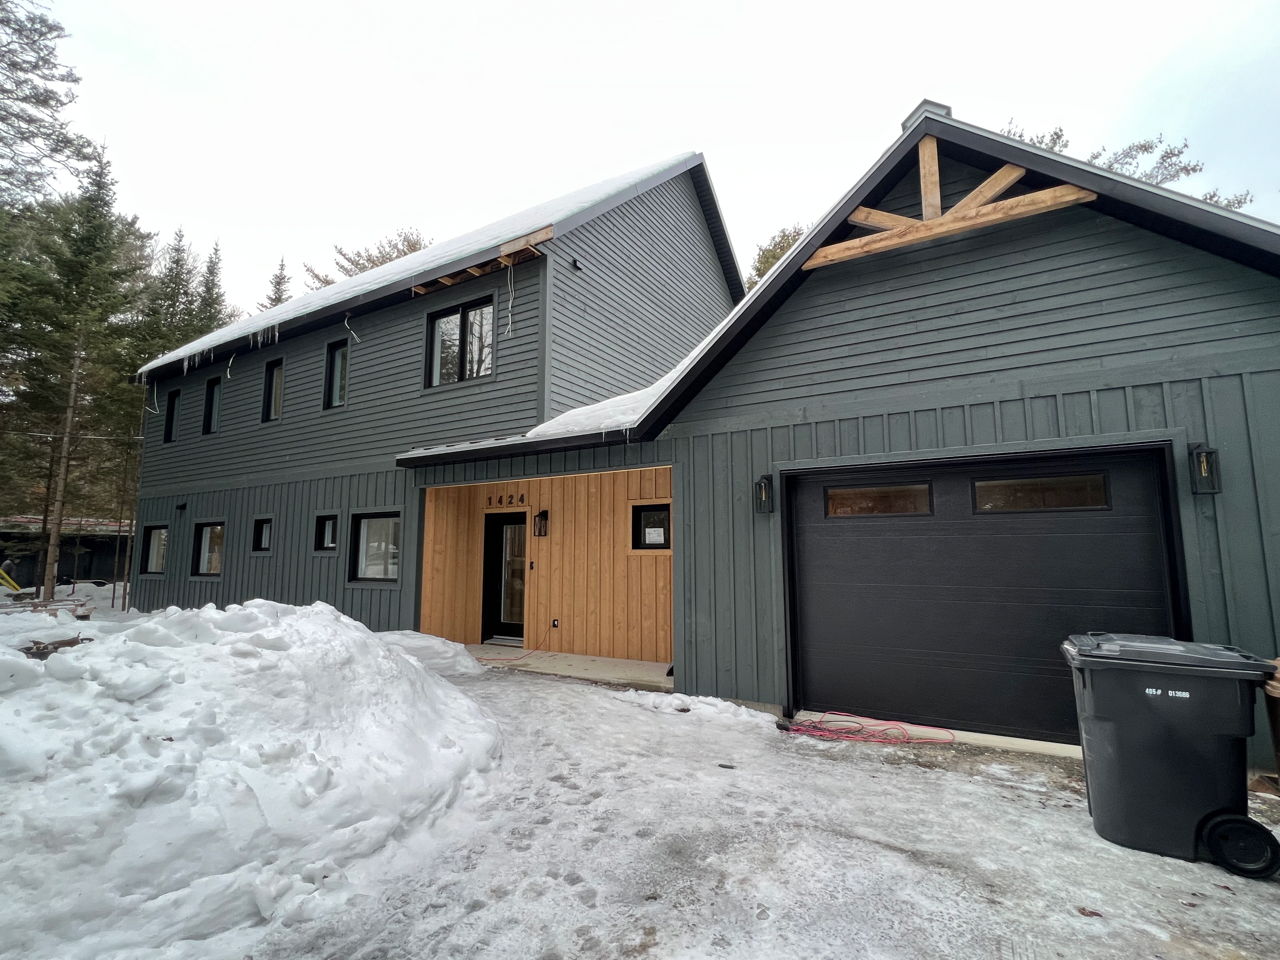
[397,101,1280,470]
[140,152,742,380]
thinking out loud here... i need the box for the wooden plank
[498,225,555,257]
[657,555,672,663]
[586,471,600,654]
[803,184,1097,270]
[919,135,942,221]
[946,163,1026,217]
[573,474,588,655]
[641,554,656,662]
[640,468,655,500]
[613,472,628,658]
[466,266,485,277]
[848,207,919,231]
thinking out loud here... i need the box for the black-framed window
[202,377,221,434]
[252,517,273,552]
[314,514,338,551]
[631,504,671,550]
[426,299,494,386]
[324,339,348,409]
[163,390,180,443]
[826,483,932,517]
[141,525,168,573]
[191,522,225,576]
[973,474,1109,513]
[350,513,400,580]
[262,359,284,422]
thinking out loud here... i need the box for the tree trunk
[35,440,58,598]
[42,326,86,602]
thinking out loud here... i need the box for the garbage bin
[1062,632,1280,880]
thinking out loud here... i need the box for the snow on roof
[139,152,700,377]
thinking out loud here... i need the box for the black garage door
[790,449,1176,743]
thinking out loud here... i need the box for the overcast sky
[53,0,1280,315]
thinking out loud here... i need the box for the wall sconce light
[533,510,549,537]
[175,502,187,512]
[1188,443,1220,494]
[754,475,774,514]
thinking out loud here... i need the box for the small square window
[324,339,348,409]
[426,299,493,386]
[202,377,221,434]
[631,504,671,550]
[141,525,168,573]
[827,484,932,517]
[262,359,284,422]
[351,513,400,580]
[314,514,338,551]
[252,518,273,552]
[191,522,225,576]
[163,390,180,443]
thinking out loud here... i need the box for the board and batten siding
[138,260,546,491]
[667,157,1280,714]
[544,171,736,417]
[131,467,417,632]
[420,468,673,662]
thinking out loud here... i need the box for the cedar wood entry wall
[420,467,673,662]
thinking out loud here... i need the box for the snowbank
[0,601,499,960]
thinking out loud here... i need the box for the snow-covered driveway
[256,668,1280,960]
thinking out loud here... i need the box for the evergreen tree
[194,241,239,328]
[259,257,290,311]
[746,224,806,291]
[304,228,429,289]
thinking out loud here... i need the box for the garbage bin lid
[1065,633,1278,675]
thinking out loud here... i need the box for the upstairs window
[163,390,180,443]
[202,377,221,434]
[262,359,283,422]
[324,339,348,409]
[427,299,493,386]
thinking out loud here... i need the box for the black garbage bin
[1062,632,1280,880]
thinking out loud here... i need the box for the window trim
[823,481,934,519]
[189,519,226,579]
[313,512,341,553]
[140,524,169,576]
[348,511,402,583]
[261,357,284,423]
[163,389,180,443]
[629,501,674,553]
[251,515,275,555]
[970,470,1113,515]
[323,338,349,411]
[202,377,221,435]
[424,296,495,388]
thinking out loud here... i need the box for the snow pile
[0,601,499,960]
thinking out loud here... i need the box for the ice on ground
[0,601,499,960]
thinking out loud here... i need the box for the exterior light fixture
[533,510,549,537]
[754,475,774,514]
[1188,443,1220,494]
[175,502,187,511]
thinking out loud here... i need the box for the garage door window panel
[826,483,932,517]
[974,474,1109,513]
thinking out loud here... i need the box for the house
[129,154,743,636]
[394,102,1280,753]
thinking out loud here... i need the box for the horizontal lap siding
[546,172,735,416]
[671,157,1280,709]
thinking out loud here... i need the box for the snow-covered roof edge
[397,103,1280,469]
[139,152,712,379]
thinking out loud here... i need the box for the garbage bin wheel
[1200,814,1280,880]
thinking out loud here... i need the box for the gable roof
[139,152,742,381]
[397,102,1280,469]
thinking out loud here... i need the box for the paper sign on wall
[645,527,665,545]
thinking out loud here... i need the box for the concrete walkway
[468,643,673,692]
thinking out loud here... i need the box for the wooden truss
[803,136,1097,271]
[411,225,553,296]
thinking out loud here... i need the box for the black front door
[482,512,527,642]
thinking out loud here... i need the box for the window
[163,390,180,443]
[631,504,671,550]
[427,299,493,386]
[192,522,225,576]
[827,483,932,517]
[351,513,400,580]
[141,526,168,574]
[252,518,273,552]
[202,377,221,434]
[974,474,1109,513]
[314,514,338,551]
[262,359,284,422]
[324,339,348,409]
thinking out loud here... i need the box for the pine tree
[304,228,429,289]
[746,224,807,290]
[194,241,238,328]
[259,258,290,311]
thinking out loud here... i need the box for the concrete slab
[792,710,1083,760]
[468,645,673,693]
